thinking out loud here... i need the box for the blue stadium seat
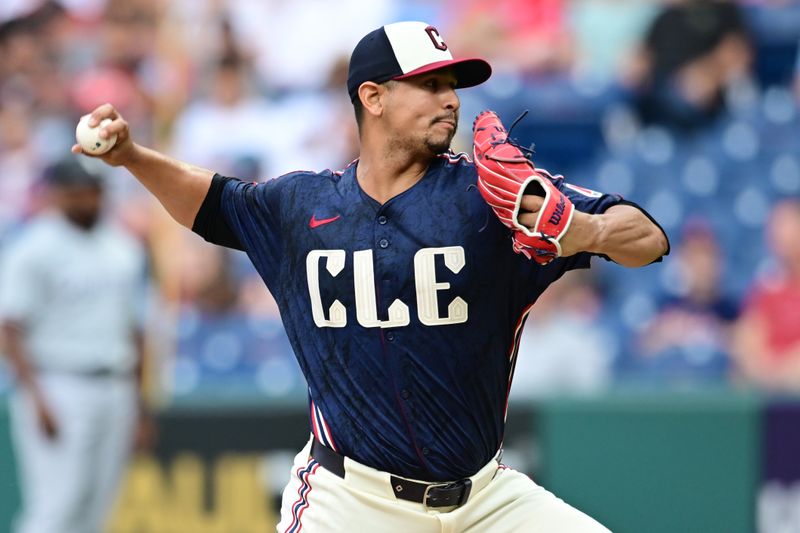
[173,310,304,399]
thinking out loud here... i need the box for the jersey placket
[370,202,432,473]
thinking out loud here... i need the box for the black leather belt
[82,368,131,378]
[310,438,473,508]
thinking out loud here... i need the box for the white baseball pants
[10,373,137,533]
[277,436,610,532]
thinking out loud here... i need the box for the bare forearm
[71,104,213,229]
[569,204,668,267]
[124,144,213,228]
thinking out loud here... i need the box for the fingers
[71,144,83,154]
[99,117,127,139]
[519,212,538,228]
[518,194,544,229]
[519,194,544,212]
[86,103,126,141]
[87,103,119,127]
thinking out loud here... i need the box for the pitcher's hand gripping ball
[472,110,574,265]
[76,114,117,155]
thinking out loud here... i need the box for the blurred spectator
[446,0,575,76]
[511,271,615,399]
[391,0,445,27]
[732,199,800,391]
[0,3,72,241]
[569,0,658,83]
[0,158,152,533]
[178,236,240,316]
[71,0,156,135]
[222,0,392,93]
[171,52,276,180]
[176,233,282,321]
[0,103,45,241]
[633,221,738,383]
[624,0,753,131]
[264,56,360,174]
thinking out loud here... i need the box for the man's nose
[444,89,460,111]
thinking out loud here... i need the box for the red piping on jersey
[309,398,322,444]
[437,150,472,164]
[315,401,338,451]
[330,158,359,176]
[502,303,535,428]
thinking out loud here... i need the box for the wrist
[567,211,604,254]
[120,142,144,168]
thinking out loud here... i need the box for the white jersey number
[306,246,468,328]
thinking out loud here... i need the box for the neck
[356,135,434,204]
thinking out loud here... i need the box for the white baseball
[75,115,117,155]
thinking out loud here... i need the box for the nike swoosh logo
[309,214,341,229]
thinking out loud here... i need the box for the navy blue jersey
[201,153,627,481]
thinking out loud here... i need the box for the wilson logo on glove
[472,110,575,265]
[549,196,566,226]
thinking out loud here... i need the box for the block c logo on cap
[425,26,448,51]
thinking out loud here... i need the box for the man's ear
[359,82,384,118]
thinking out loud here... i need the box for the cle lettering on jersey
[306,245,468,328]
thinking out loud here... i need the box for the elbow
[651,221,670,260]
[634,225,670,267]
[656,229,670,258]
[614,225,670,268]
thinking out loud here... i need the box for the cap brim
[392,58,492,89]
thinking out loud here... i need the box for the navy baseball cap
[347,21,492,102]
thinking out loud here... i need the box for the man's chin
[425,134,455,155]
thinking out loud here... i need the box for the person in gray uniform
[0,158,150,533]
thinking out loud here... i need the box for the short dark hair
[353,97,365,129]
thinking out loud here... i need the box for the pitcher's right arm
[72,103,213,228]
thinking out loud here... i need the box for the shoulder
[219,166,350,221]
[7,215,63,250]
[0,216,61,268]
[276,167,345,186]
[248,165,348,192]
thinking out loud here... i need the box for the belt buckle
[422,482,448,510]
[422,479,472,510]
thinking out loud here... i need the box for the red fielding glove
[472,110,575,264]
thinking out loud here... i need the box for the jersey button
[400,389,410,399]
[378,215,388,225]
[378,238,389,248]
[386,332,395,341]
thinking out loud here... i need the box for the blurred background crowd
[2,0,800,531]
